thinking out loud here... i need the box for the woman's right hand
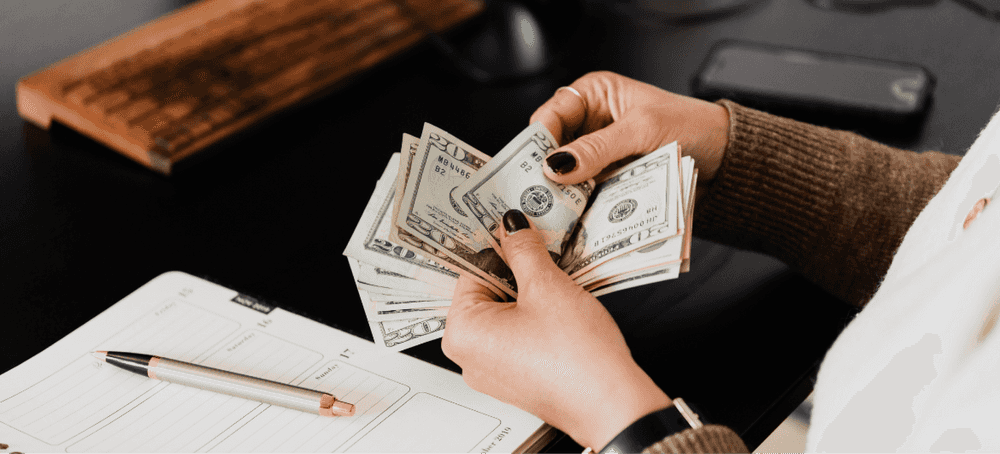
[531,71,730,186]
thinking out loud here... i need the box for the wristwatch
[585,397,705,454]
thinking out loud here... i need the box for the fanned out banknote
[344,123,696,350]
[344,153,456,351]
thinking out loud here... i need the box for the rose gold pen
[92,351,355,417]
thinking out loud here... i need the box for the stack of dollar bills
[344,123,696,351]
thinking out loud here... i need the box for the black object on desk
[692,40,935,131]
[4,0,1000,452]
[805,0,938,13]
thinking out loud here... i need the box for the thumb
[499,210,570,293]
[543,110,664,185]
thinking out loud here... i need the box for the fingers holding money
[348,109,698,352]
[498,210,574,303]
[543,115,661,185]
[444,210,672,450]
[532,71,730,187]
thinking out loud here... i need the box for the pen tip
[334,400,356,417]
[91,351,107,362]
[319,394,356,417]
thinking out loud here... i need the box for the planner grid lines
[207,361,410,452]
[0,272,549,454]
[0,299,240,445]
[65,328,325,452]
[0,294,413,453]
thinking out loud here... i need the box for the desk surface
[3,0,999,450]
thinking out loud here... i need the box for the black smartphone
[692,40,935,127]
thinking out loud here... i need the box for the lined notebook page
[0,271,546,453]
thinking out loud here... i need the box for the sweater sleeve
[642,425,749,453]
[694,101,961,307]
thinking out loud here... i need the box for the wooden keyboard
[17,0,484,175]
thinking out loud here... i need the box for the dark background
[2,0,999,450]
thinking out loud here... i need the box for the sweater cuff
[642,424,749,453]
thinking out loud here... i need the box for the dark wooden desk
[2,0,998,450]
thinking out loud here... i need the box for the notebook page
[0,271,547,453]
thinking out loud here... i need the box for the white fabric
[806,107,1000,452]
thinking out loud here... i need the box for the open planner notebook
[0,271,552,453]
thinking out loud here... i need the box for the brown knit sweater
[639,101,961,453]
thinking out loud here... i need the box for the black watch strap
[597,398,706,454]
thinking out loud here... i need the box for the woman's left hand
[442,210,672,450]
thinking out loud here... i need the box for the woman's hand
[532,71,730,186]
[442,210,672,450]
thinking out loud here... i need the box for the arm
[442,211,749,452]
[697,101,961,306]
[444,72,960,453]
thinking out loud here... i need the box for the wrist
[593,398,706,454]
[681,98,729,185]
[574,370,672,449]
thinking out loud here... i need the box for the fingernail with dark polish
[503,210,530,234]
[546,151,577,175]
